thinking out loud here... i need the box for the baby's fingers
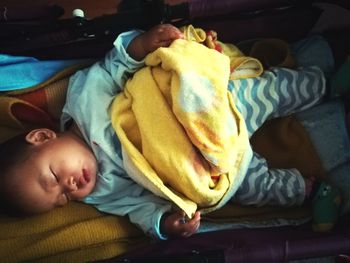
[155,24,183,46]
[180,212,201,237]
[180,222,200,237]
[158,24,183,38]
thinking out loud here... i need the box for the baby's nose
[64,176,78,192]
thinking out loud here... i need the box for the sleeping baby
[0,23,344,239]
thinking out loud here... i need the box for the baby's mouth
[79,169,91,186]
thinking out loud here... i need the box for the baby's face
[8,129,97,214]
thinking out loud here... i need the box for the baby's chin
[86,174,97,196]
[77,179,97,200]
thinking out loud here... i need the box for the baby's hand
[160,210,201,238]
[127,24,184,60]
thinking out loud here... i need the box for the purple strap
[188,0,306,19]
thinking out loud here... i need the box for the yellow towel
[110,39,251,218]
[181,25,264,79]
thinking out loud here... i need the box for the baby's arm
[160,210,201,238]
[98,24,183,94]
[127,24,184,61]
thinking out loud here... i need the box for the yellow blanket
[181,25,264,79]
[0,202,148,262]
[110,39,252,218]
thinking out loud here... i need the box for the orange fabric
[0,63,90,143]
[251,116,326,180]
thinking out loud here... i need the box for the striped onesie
[229,66,326,206]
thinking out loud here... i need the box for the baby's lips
[80,169,91,185]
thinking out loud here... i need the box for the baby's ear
[25,128,57,145]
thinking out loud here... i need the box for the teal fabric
[290,34,335,77]
[0,54,88,91]
[297,100,350,214]
[331,60,350,97]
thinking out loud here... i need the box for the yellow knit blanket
[110,39,252,218]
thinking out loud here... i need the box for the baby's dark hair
[0,133,32,216]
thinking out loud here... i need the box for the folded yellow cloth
[181,25,264,79]
[110,39,251,218]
